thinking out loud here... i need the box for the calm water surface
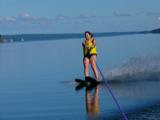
[0,34,160,120]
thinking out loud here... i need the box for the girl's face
[85,33,91,40]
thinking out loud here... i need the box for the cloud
[146,12,160,17]
[18,13,35,21]
[113,11,131,17]
[0,16,16,22]
[18,13,53,25]
[55,14,72,21]
[146,12,160,21]
[0,13,104,26]
[74,14,103,19]
[0,13,52,25]
[54,14,104,21]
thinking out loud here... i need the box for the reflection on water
[75,80,160,120]
[85,86,100,119]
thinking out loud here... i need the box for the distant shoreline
[0,28,159,43]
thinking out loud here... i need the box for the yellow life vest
[83,39,97,56]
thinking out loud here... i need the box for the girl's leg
[90,55,99,80]
[83,57,90,77]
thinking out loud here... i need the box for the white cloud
[18,13,35,21]
[113,11,131,17]
[0,16,16,22]
[74,14,103,20]
[54,14,104,21]
[55,14,72,21]
[146,12,160,17]
[0,13,104,26]
[20,13,31,18]
[0,13,52,25]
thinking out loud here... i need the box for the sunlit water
[0,33,160,120]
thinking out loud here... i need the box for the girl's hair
[84,31,93,38]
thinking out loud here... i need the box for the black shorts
[84,54,97,59]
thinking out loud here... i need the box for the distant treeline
[0,34,2,42]
[151,28,160,33]
[0,28,160,43]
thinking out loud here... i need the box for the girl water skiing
[82,31,99,80]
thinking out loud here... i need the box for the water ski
[75,76,102,84]
[75,76,103,91]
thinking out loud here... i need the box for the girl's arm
[82,40,89,48]
[91,39,96,48]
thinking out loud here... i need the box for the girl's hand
[85,45,90,48]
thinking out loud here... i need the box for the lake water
[0,33,160,120]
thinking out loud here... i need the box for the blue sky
[0,0,160,34]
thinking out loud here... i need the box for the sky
[0,0,160,34]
